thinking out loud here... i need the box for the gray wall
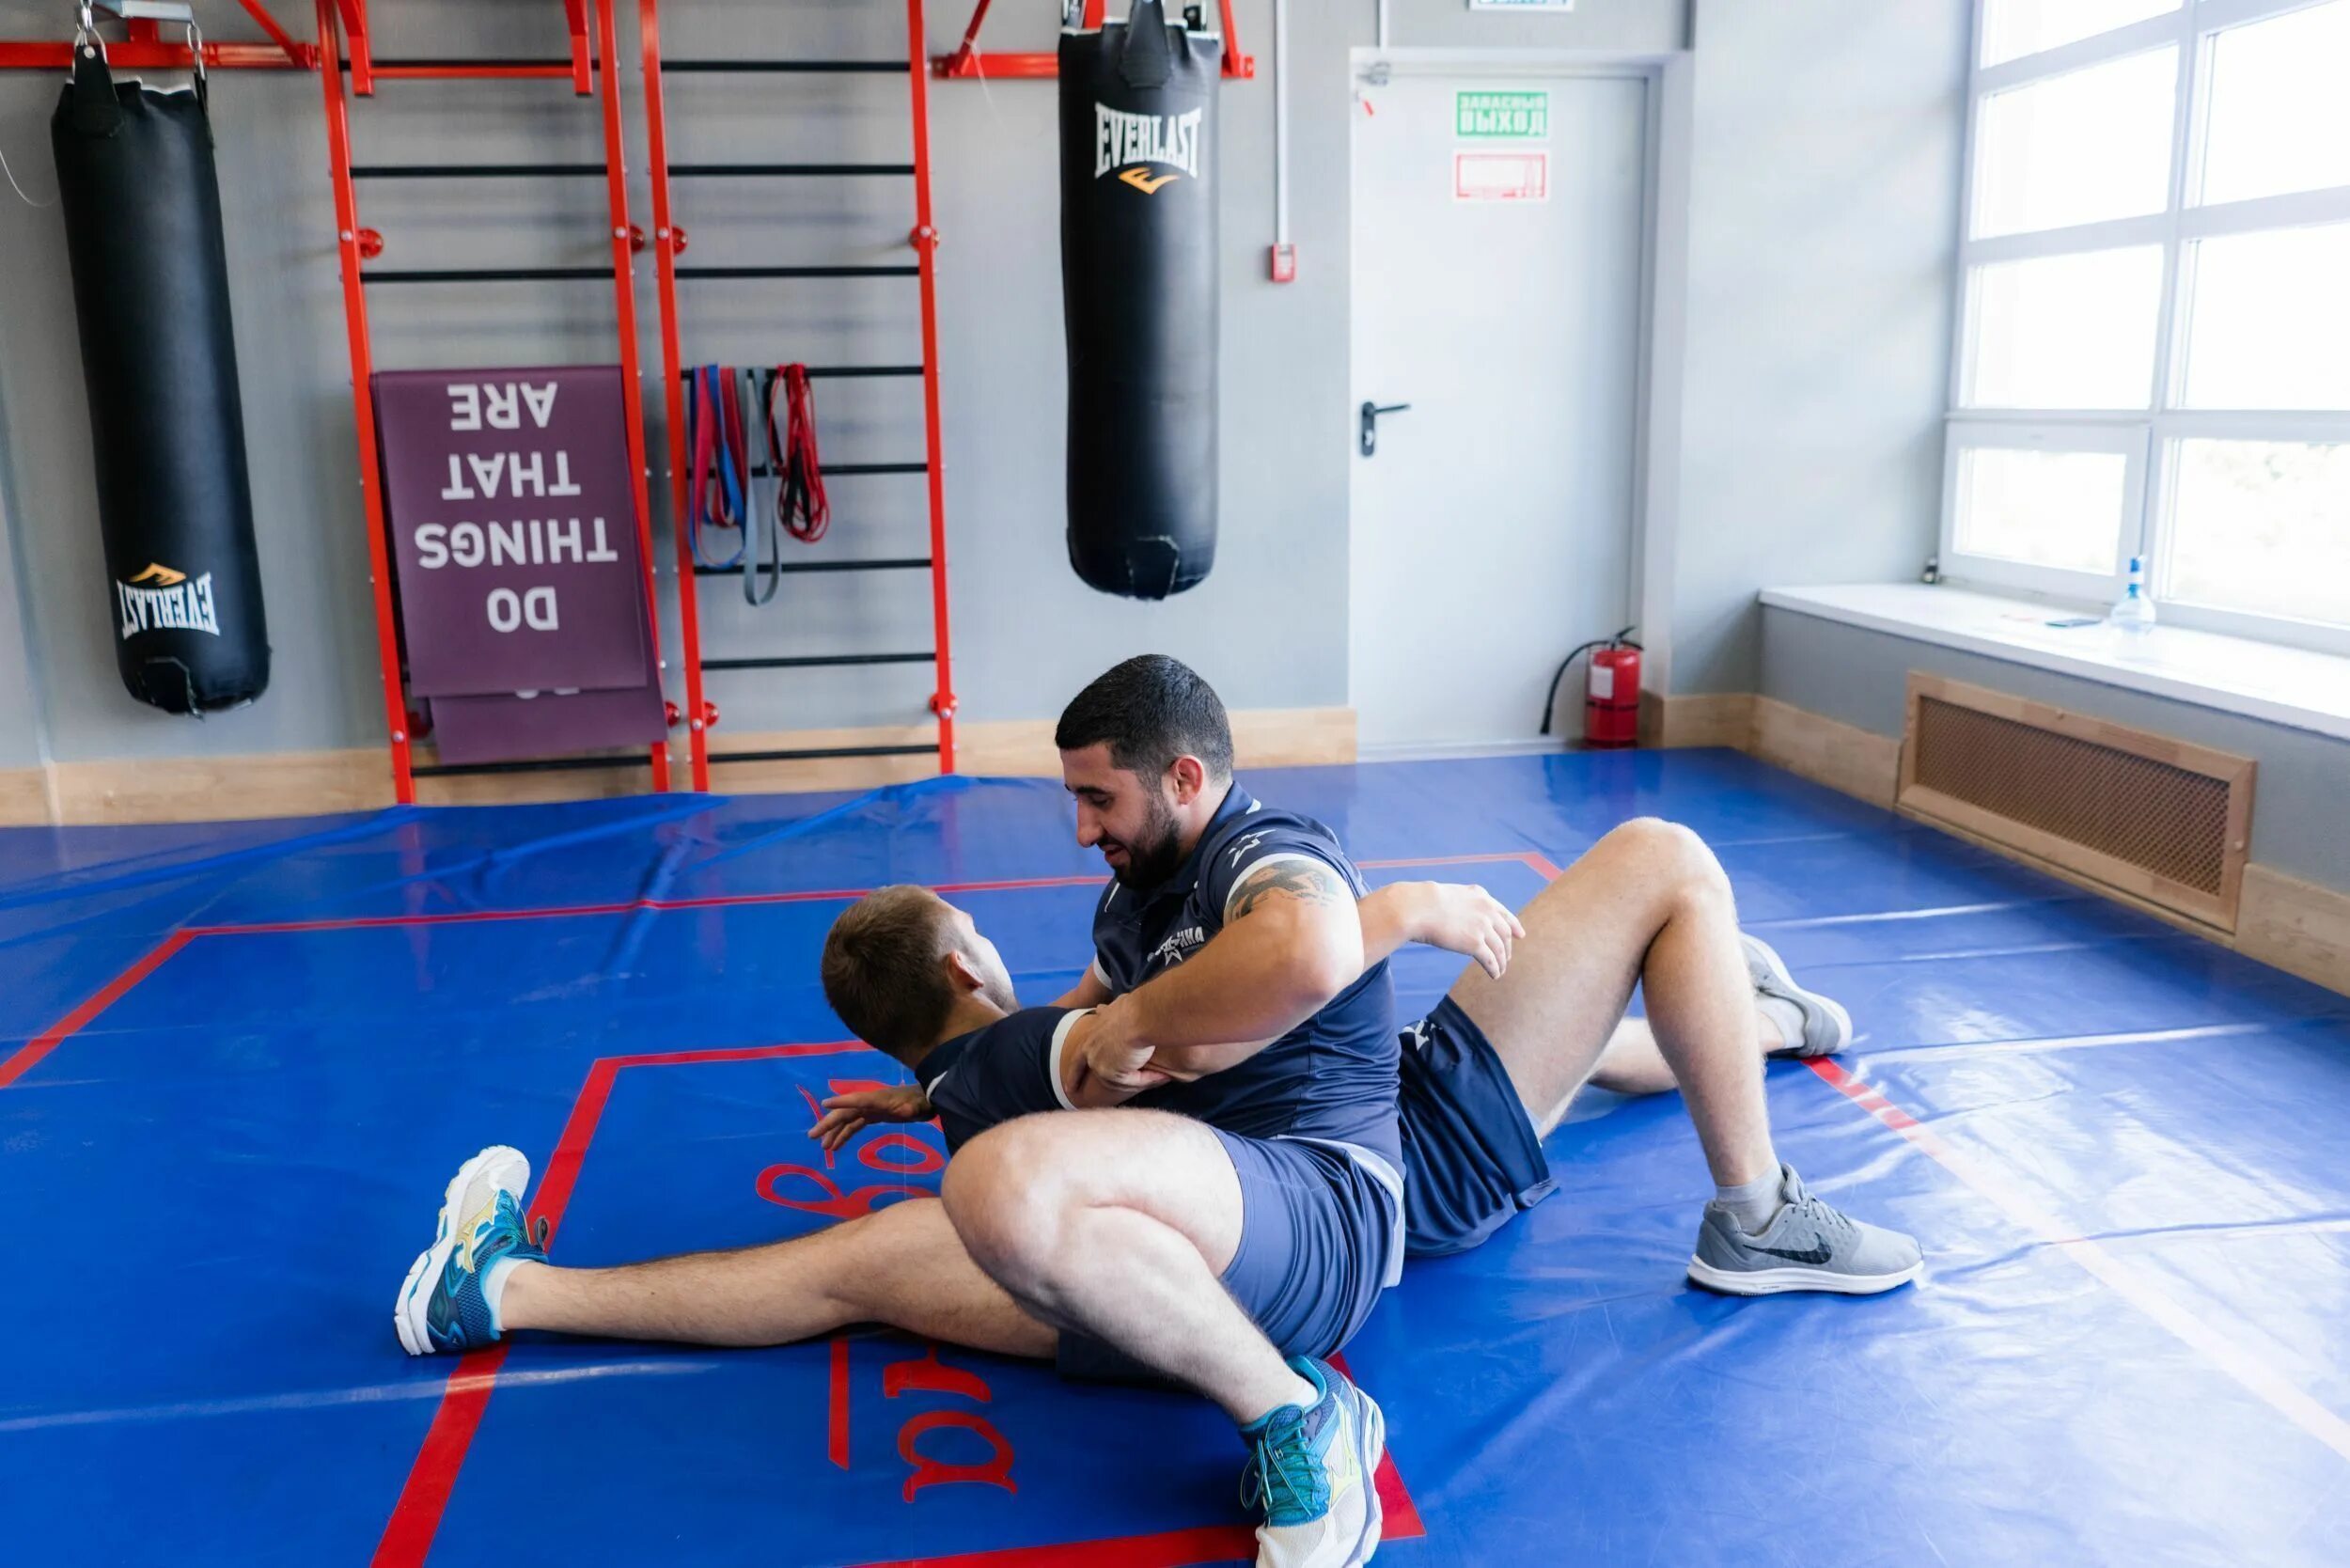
[1669,0,1968,695]
[0,0,1964,775]
[1762,605,2350,896]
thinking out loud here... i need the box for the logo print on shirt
[1225,831,1271,867]
[1149,925,1206,968]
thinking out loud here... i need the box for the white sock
[1715,1168,1787,1236]
[478,1255,523,1331]
[1757,994,1807,1053]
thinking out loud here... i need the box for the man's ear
[943,948,987,995]
[1167,754,1208,805]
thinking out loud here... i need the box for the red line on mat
[192,854,1558,938]
[830,1336,853,1470]
[0,930,195,1090]
[374,1043,868,1563]
[370,1346,510,1568]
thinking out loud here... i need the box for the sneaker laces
[1240,1405,1329,1522]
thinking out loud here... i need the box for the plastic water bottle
[2108,556,2156,635]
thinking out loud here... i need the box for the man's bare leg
[497,1196,1056,1358]
[1445,818,1776,1185]
[942,1107,1313,1425]
[1584,1011,1786,1097]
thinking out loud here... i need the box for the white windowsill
[1760,583,2350,745]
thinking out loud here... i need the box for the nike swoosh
[1118,167,1179,195]
[1755,1241,1836,1265]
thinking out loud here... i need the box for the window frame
[1946,0,2350,651]
[1942,422,2151,601]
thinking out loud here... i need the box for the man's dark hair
[1054,654,1234,780]
[821,886,958,1059]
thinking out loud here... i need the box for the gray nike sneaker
[1741,933,1852,1059]
[1687,1165,1922,1296]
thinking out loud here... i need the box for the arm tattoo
[1230,857,1349,919]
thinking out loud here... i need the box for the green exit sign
[1456,90,1550,140]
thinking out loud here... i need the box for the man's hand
[1406,882,1526,979]
[808,1083,933,1154]
[1069,1002,1175,1102]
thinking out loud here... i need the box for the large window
[1947,0,2350,652]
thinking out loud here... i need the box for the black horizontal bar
[729,461,927,479]
[352,163,605,179]
[703,652,934,671]
[676,366,921,380]
[413,754,650,778]
[710,745,938,764]
[356,57,577,70]
[661,60,907,74]
[695,557,932,578]
[675,265,919,279]
[671,163,915,178]
[365,267,612,284]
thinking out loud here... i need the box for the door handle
[1359,400,1411,458]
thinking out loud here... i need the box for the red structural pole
[590,0,672,792]
[906,0,958,773]
[635,0,709,792]
[313,0,414,804]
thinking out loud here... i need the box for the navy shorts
[1399,996,1558,1257]
[1058,1129,1402,1384]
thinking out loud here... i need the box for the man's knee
[942,1116,1080,1274]
[1605,817,1731,901]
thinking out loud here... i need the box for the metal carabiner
[71,0,104,61]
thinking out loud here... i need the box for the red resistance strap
[764,364,829,545]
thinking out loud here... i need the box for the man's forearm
[1117,902,1361,1061]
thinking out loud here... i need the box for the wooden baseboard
[1637,691,1754,749]
[0,765,50,826]
[2236,864,2350,998]
[6,707,1359,823]
[1750,696,1901,810]
[956,707,1357,778]
[47,749,395,825]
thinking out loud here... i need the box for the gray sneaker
[1687,1165,1922,1296]
[1741,933,1852,1058]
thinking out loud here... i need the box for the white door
[1349,66,1650,752]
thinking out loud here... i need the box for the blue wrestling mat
[2,750,2346,1564]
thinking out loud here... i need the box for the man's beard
[1107,793,1186,888]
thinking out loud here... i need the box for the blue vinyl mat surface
[3,750,2347,1565]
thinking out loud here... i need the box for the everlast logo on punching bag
[1094,103,1204,191]
[115,562,221,641]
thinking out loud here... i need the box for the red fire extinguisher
[1541,627,1641,749]
[1586,641,1640,749]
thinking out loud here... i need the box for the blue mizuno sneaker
[1239,1356,1386,1568]
[394,1145,547,1356]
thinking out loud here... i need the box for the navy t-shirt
[915,1006,1077,1154]
[1086,781,1401,1173]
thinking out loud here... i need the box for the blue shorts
[1058,1129,1402,1384]
[1399,996,1558,1257]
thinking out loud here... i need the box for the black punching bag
[1059,2,1220,600]
[52,44,269,713]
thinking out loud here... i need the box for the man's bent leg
[942,1108,1312,1424]
[1447,818,1775,1186]
[501,1196,1056,1358]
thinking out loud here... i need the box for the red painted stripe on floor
[373,1042,875,1564]
[851,1523,1259,1568]
[370,1346,510,1568]
[830,1336,853,1470]
[196,855,1546,937]
[1805,1052,2350,1464]
[0,930,196,1090]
